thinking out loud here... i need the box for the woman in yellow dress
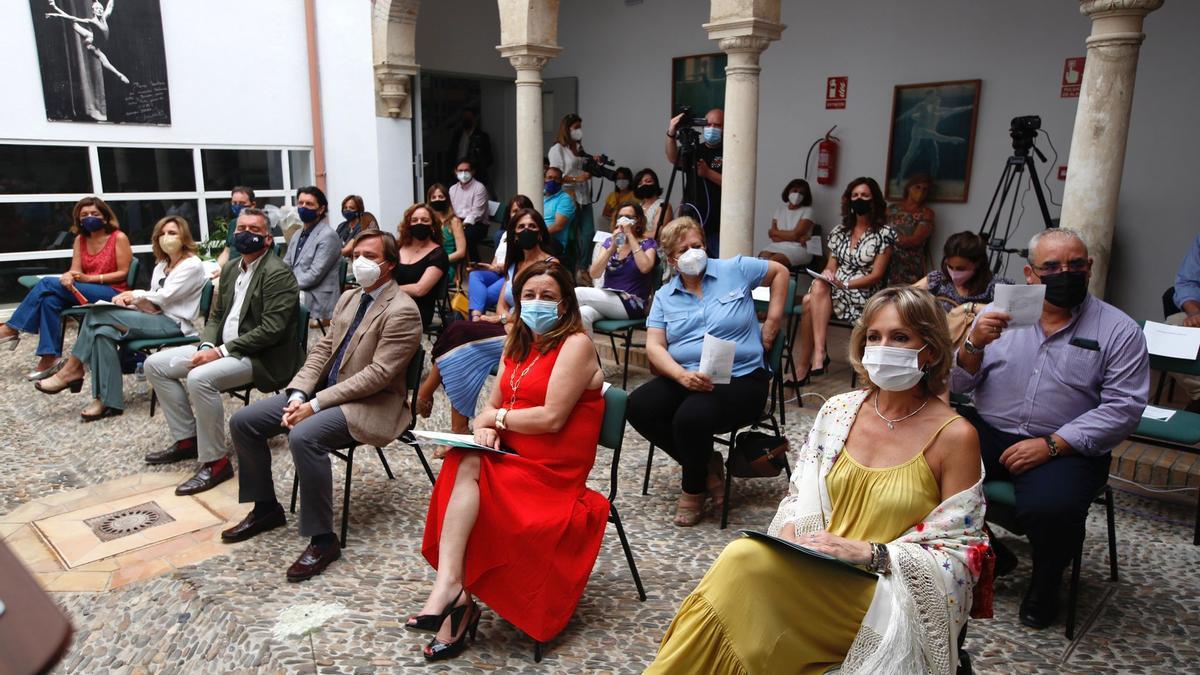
[646,287,990,675]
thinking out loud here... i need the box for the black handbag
[729,431,789,478]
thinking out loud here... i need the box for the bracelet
[868,543,891,575]
[666,132,675,138]
[495,407,508,430]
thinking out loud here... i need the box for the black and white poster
[28,0,171,125]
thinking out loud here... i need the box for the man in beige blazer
[222,230,422,582]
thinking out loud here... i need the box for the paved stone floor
[2,334,1198,674]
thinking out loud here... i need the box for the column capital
[703,16,785,47]
[374,62,419,118]
[1079,0,1164,19]
[497,43,563,72]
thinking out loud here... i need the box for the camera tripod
[978,136,1055,274]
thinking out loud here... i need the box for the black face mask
[410,223,433,241]
[849,198,872,216]
[516,229,540,251]
[430,199,450,213]
[634,184,659,200]
[1040,270,1089,309]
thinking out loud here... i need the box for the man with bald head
[666,108,724,255]
[951,227,1148,630]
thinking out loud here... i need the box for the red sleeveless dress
[80,232,128,292]
[421,341,609,642]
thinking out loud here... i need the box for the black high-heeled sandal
[424,601,480,662]
[406,587,465,633]
[809,354,832,377]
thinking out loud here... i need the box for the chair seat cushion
[1134,409,1200,445]
[125,335,200,352]
[983,481,1017,507]
[593,318,645,333]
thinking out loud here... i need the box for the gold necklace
[507,351,543,409]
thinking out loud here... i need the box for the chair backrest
[1138,319,1200,377]
[126,256,141,289]
[1162,286,1180,319]
[296,302,310,350]
[197,280,214,320]
[599,384,628,502]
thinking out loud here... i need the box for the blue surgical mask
[520,299,561,334]
[297,206,320,224]
[341,210,359,222]
[233,230,267,254]
[544,180,561,196]
[230,203,245,218]
[703,126,722,145]
[80,216,105,233]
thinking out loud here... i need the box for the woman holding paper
[646,287,989,675]
[626,217,790,527]
[575,201,658,334]
[413,260,608,661]
[0,196,133,381]
[34,216,205,421]
[796,177,896,382]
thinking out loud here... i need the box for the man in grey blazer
[284,185,342,323]
[223,230,422,582]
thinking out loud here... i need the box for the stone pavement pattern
[1,335,1198,673]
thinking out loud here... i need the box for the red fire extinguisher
[816,126,839,186]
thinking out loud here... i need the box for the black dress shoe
[1019,582,1059,629]
[286,540,342,582]
[221,505,286,543]
[175,461,234,496]
[144,439,198,465]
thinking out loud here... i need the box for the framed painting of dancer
[28,0,171,125]
[884,79,981,202]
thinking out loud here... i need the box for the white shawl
[767,389,988,675]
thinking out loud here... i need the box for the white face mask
[456,171,472,184]
[352,256,383,288]
[788,192,803,206]
[615,179,630,191]
[570,127,584,142]
[861,344,927,391]
[615,215,636,228]
[676,247,708,277]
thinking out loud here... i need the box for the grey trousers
[230,393,356,537]
[144,345,254,462]
[71,306,182,410]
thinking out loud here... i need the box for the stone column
[499,45,562,201]
[704,8,784,257]
[1060,0,1163,297]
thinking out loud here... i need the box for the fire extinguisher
[815,126,839,186]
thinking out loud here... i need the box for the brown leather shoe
[220,504,286,543]
[286,540,342,582]
[144,439,198,465]
[175,461,233,496]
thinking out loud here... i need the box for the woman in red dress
[412,259,608,661]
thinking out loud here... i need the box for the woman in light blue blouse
[627,217,790,526]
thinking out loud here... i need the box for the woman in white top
[35,216,207,422]
[547,113,597,266]
[633,168,673,240]
[759,178,816,267]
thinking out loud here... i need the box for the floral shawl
[767,389,988,675]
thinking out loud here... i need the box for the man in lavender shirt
[951,228,1148,630]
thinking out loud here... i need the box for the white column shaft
[719,50,762,258]
[514,67,545,202]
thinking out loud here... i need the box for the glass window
[98,147,195,193]
[289,150,313,188]
[203,197,286,247]
[201,149,284,192]
[105,200,201,247]
[0,202,81,254]
[0,145,91,195]
[0,257,73,306]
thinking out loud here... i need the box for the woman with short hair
[466,194,535,320]
[0,196,133,380]
[646,287,987,675]
[759,178,816,267]
[576,202,658,334]
[633,168,673,240]
[34,216,206,421]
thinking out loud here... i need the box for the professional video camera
[1009,115,1041,156]
[581,153,618,182]
[672,105,708,172]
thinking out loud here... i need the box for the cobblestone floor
[1,335,1198,674]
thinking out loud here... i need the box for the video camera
[1009,115,1041,156]
[672,105,709,172]
[581,153,618,182]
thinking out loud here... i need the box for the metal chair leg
[720,461,733,530]
[642,444,654,496]
[609,505,647,601]
[1105,486,1118,581]
[375,446,395,480]
[533,641,543,663]
[150,390,158,417]
[340,446,355,547]
[608,334,620,365]
[289,474,299,514]
[407,439,436,485]
[621,329,632,390]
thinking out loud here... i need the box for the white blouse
[132,255,207,335]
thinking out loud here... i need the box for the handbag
[942,300,980,351]
[729,431,790,478]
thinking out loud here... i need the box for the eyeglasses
[1032,258,1089,276]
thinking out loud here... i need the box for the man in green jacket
[144,207,303,496]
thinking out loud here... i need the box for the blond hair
[657,216,704,260]
[150,215,198,262]
[849,286,954,395]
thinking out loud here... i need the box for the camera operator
[665,108,724,255]
[549,113,600,271]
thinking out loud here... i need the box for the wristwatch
[495,407,509,430]
[963,336,985,354]
[1043,435,1060,458]
[500,313,508,325]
